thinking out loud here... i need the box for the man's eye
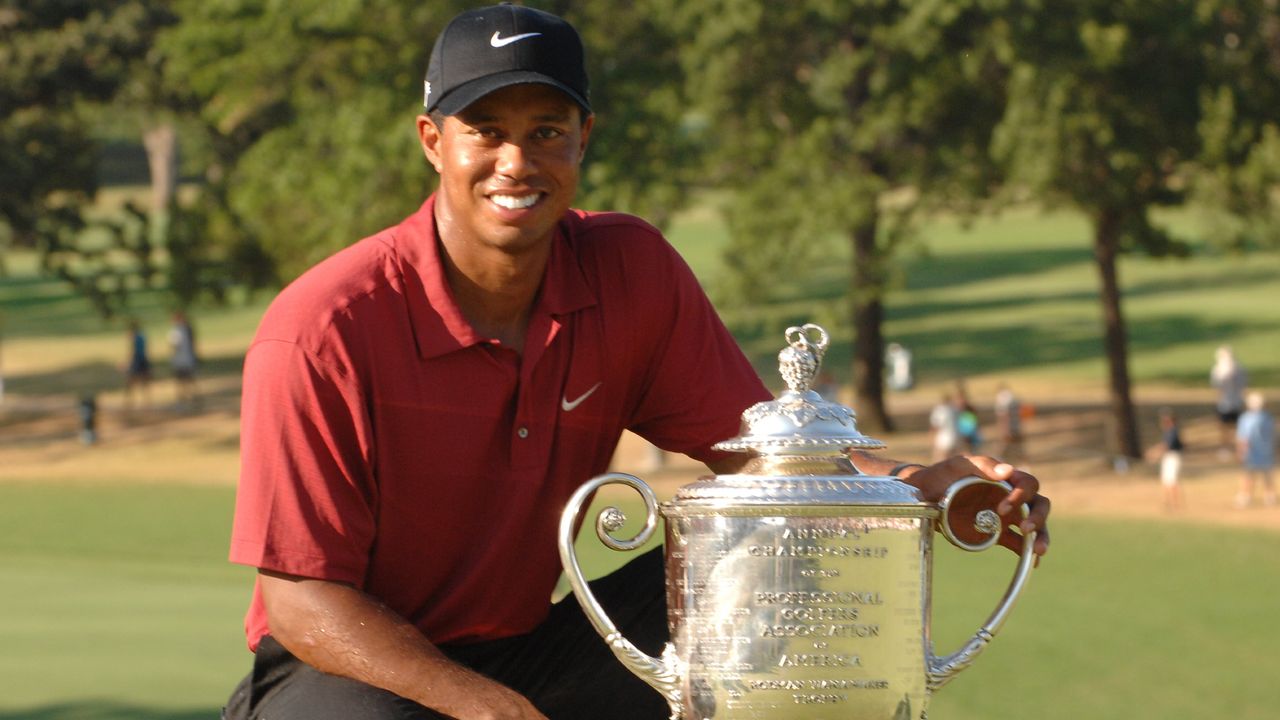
[466,126,502,139]
[534,127,565,140]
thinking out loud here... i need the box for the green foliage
[660,0,1008,295]
[40,200,161,319]
[553,0,701,229]
[1190,3,1280,249]
[991,0,1209,251]
[157,0,457,280]
[0,1,176,315]
[154,0,700,283]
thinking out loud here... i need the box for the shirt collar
[395,195,598,361]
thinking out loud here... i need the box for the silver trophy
[559,324,1036,720]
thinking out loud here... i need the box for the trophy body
[559,326,1034,720]
[666,503,932,719]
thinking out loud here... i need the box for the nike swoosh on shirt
[561,382,603,412]
[490,31,542,48]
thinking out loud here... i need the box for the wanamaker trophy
[559,324,1037,720]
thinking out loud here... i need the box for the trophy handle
[558,473,685,719]
[927,477,1037,692]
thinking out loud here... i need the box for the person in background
[168,311,199,408]
[994,382,1024,462]
[1145,407,1184,511]
[930,392,960,462]
[1210,345,1247,459]
[0,321,6,406]
[953,380,981,454]
[78,393,98,445]
[884,342,913,391]
[123,320,151,411]
[1235,391,1276,508]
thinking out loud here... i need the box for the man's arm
[259,570,548,720]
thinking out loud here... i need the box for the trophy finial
[779,324,828,394]
[715,322,883,455]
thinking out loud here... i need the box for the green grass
[1,484,1276,720]
[0,483,251,717]
[4,197,1280,718]
[664,204,1280,390]
[927,518,1278,720]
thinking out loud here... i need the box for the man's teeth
[491,194,539,209]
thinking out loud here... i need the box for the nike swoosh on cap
[561,382,602,412]
[490,31,542,48]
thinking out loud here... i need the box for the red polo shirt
[231,196,769,651]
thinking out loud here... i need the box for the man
[1235,391,1276,508]
[224,6,1050,720]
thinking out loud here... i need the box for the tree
[156,0,697,289]
[549,1,701,231]
[0,1,174,316]
[157,1,455,283]
[991,2,1218,460]
[1191,2,1280,251]
[657,0,1009,431]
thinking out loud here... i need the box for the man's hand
[898,455,1051,558]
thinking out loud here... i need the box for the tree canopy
[4,0,1280,446]
[656,0,1012,430]
[991,0,1280,458]
[0,1,173,316]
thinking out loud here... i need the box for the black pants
[223,550,670,720]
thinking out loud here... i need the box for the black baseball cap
[424,4,590,116]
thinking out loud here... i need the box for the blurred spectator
[930,392,960,462]
[1145,407,1184,511]
[884,342,913,391]
[994,382,1024,461]
[1210,345,1247,458]
[1235,391,1276,508]
[168,311,199,407]
[123,320,152,411]
[78,393,98,445]
[953,379,981,454]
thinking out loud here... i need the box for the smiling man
[223,5,1049,720]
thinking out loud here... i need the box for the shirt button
[517,427,529,439]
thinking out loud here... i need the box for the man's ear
[416,114,444,174]
[578,113,595,162]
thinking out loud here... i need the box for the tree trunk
[1093,207,1141,460]
[142,122,177,243]
[143,123,177,209]
[851,216,893,433]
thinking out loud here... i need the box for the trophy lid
[672,324,922,509]
[713,324,885,456]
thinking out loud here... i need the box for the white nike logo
[490,31,542,48]
[561,382,602,412]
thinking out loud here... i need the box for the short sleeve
[626,243,770,463]
[229,337,378,586]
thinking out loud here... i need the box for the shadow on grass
[904,245,1094,292]
[718,241,1279,386]
[888,314,1255,379]
[0,704,220,720]
[0,275,172,338]
[4,352,244,399]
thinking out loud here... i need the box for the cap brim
[429,70,591,116]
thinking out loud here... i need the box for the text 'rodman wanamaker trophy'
[559,324,1037,720]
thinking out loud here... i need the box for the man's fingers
[1022,494,1051,533]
